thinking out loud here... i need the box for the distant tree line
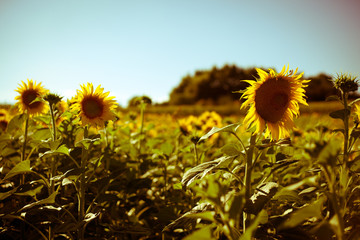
[167,64,350,105]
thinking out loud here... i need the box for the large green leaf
[182,224,216,240]
[329,109,350,120]
[6,114,26,133]
[3,160,32,181]
[39,144,71,158]
[0,188,17,201]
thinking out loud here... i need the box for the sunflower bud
[44,93,63,106]
[333,73,358,93]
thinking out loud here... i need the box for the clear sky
[1,0,359,106]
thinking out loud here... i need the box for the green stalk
[243,134,256,233]
[322,166,344,240]
[342,90,349,168]
[49,102,57,141]
[49,102,57,194]
[20,114,30,189]
[138,103,145,152]
[193,142,199,165]
[78,126,89,240]
[21,114,29,162]
[20,114,31,240]
[48,103,57,240]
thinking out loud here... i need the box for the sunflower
[179,115,198,136]
[14,79,48,115]
[354,103,360,121]
[241,65,310,140]
[197,111,222,133]
[0,108,10,131]
[71,83,117,128]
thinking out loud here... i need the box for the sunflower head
[241,65,310,140]
[333,72,358,93]
[14,79,48,115]
[179,115,197,136]
[71,83,117,128]
[198,111,222,133]
[44,93,63,107]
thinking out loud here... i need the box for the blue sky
[1,0,359,106]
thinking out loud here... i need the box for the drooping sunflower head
[241,65,310,140]
[71,83,117,128]
[14,79,48,115]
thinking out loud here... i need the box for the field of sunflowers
[0,66,360,240]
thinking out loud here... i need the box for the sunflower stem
[138,102,145,153]
[321,165,345,240]
[78,126,88,240]
[342,90,349,168]
[20,114,30,240]
[49,102,57,194]
[193,142,199,165]
[21,114,29,163]
[48,103,57,240]
[243,133,256,233]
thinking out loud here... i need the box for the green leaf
[160,142,174,156]
[39,144,71,158]
[221,143,243,156]
[182,224,216,240]
[15,185,43,197]
[6,114,26,133]
[20,192,57,211]
[181,156,235,188]
[281,175,318,191]
[329,109,350,120]
[228,192,245,221]
[55,144,70,155]
[279,196,325,229]
[0,188,17,200]
[163,203,213,232]
[247,182,278,214]
[349,97,360,107]
[75,136,100,149]
[350,128,360,142]
[240,210,268,240]
[317,138,341,166]
[3,160,32,181]
[31,128,52,142]
[325,95,340,102]
[199,123,240,142]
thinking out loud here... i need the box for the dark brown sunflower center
[255,77,291,123]
[82,97,104,119]
[22,90,41,109]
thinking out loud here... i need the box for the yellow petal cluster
[14,79,48,115]
[71,83,117,128]
[179,111,222,142]
[241,65,310,140]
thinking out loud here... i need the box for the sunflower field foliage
[0,69,360,240]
